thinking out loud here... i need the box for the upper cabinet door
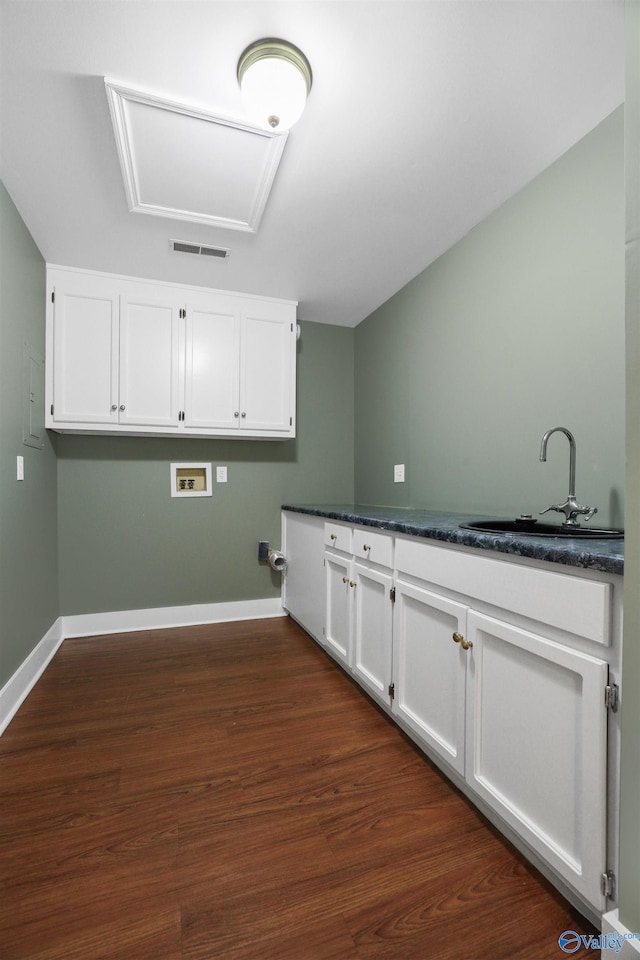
[50,273,119,424]
[119,283,181,427]
[184,294,240,430]
[240,299,296,433]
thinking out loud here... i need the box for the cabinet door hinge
[604,683,619,712]
[51,291,55,303]
[290,417,293,426]
[601,869,616,899]
[179,307,186,319]
[50,404,54,415]
[388,682,395,700]
[390,587,396,603]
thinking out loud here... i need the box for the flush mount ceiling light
[237,38,312,132]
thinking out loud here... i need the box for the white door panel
[120,288,180,427]
[353,563,393,705]
[393,580,467,775]
[466,611,608,910]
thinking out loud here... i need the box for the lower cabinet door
[392,580,467,776]
[465,611,608,911]
[352,562,394,705]
[324,552,353,668]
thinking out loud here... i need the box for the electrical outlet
[394,463,405,483]
[216,466,228,483]
[16,456,24,481]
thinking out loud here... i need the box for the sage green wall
[355,107,625,526]
[620,0,640,933]
[57,321,354,615]
[0,182,59,687]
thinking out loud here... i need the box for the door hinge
[290,417,293,426]
[388,682,395,700]
[51,291,55,303]
[390,587,396,603]
[50,404,54,415]
[179,307,186,319]
[605,683,619,712]
[178,410,185,422]
[601,869,616,899]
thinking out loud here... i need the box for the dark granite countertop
[281,503,624,576]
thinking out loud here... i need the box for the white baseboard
[62,597,284,638]
[1,598,285,737]
[601,910,640,956]
[0,617,64,735]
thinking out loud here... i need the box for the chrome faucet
[539,426,597,526]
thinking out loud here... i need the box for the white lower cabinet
[465,611,608,911]
[392,580,467,776]
[281,511,325,643]
[324,551,354,668]
[282,510,618,917]
[352,561,394,706]
[323,524,395,703]
[392,578,609,909]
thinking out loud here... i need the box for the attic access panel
[105,79,288,233]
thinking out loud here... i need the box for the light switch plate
[216,466,228,483]
[394,463,405,483]
[16,455,24,481]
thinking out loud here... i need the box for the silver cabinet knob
[111,404,117,411]
[241,412,247,418]
[119,404,126,411]
[234,411,239,418]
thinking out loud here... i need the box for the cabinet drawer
[353,528,394,568]
[395,537,611,645]
[324,522,352,553]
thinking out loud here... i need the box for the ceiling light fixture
[237,38,312,132]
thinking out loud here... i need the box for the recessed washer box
[170,463,212,498]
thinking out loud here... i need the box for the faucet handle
[540,504,564,518]
[540,500,598,525]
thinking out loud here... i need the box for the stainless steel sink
[460,518,624,539]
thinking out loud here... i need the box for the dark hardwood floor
[0,616,597,959]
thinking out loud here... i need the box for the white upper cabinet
[49,271,119,424]
[184,292,240,431]
[119,283,181,428]
[46,266,297,439]
[241,299,293,433]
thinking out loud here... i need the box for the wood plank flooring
[0,616,598,959]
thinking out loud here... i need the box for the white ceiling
[0,0,625,327]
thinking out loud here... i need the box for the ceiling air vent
[170,239,230,260]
